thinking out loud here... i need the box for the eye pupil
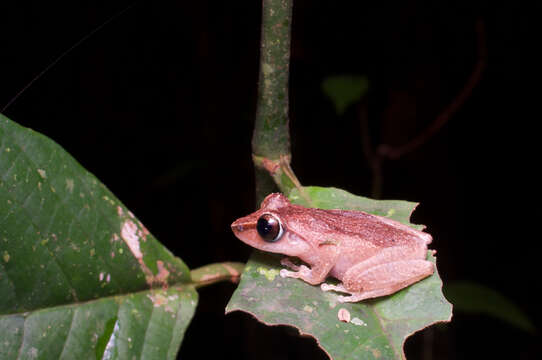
[257,214,282,242]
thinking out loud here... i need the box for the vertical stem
[252,0,294,202]
[252,0,293,159]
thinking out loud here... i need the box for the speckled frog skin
[231,193,433,302]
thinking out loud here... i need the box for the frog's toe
[280,257,300,271]
[321,283,348,293]
[337,295,353,303]
[280,269,296,278]
[321,283,332,292]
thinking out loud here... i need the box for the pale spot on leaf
[351,317,367,326]
[155,260,170,283]
[65,178,74,193]
[257,267,280,281]
[120,220,142,259]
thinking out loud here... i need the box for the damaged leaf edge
[225,307,334,360]
[381,253,454,360]
[226,252,452,360]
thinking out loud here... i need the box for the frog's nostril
[232,224,244,232]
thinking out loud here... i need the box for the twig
[377,19,487,160]
[190,262,245,289]
[359,103,383,198]
[1,1,139,113]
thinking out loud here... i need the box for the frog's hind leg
[335,259,434,303]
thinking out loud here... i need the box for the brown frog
[231,193,434,302]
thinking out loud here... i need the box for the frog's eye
[257,213,283,242]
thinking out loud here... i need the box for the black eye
[257,214,283,242]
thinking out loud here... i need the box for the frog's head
[231,193,311,257]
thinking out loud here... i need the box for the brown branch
[359,102,383,198]
[190,262,245,289]
[378,18,487,160]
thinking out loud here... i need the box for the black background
[1,1,539,359]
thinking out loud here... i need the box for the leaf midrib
[0,282,195,317]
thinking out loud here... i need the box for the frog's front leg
[279,262,330,285]
[280,257,301,271]
[279,250,338,286]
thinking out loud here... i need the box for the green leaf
[322,75,369,115]
[1,286,197,359]
[226,186,452,360]
[444,281,536,333]
[0,115,196,359]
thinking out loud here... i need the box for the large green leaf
[226,186,452,360]
[0,115,196,359]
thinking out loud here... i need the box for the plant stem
[190,262,245,289]
[252,0,294,202]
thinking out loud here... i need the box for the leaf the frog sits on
[231,193,434,302]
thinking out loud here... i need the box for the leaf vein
[138,296,157,358]
[58,308,76,359]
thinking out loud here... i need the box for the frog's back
[279,205,431,248]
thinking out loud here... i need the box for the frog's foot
[279,265,325,285]
[279,264,310,279]
[337,295,360,303]
[280,257,301,271]
[320,283,348,294]
[321,283,362,302]
[336,289,393,303]
[320,286,370,303]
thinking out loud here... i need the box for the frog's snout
[231,223,244,233]
[231,217,250,237]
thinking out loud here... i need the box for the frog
[231,193,434,302]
